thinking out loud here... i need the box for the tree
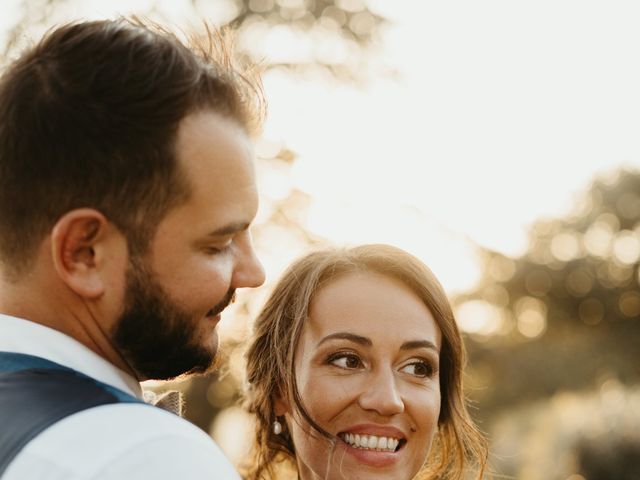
[455,169,640,476]
[2,0,386,79]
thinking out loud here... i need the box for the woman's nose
[357,369,405,416]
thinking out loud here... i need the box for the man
[0,18,265,478]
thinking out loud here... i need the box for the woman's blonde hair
[244,244,487,479]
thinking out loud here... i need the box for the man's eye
[328,353,362,370]
[205,243,231,254]
[400,360,434,378]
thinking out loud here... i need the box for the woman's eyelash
[326,352,362,369]
[402,359,435,378]
[324,352,437,378]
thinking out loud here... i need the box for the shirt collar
[0,313,142,398]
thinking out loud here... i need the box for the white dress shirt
[0,314,240,480]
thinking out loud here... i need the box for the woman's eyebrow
[400,340,439,352]
[316,332,372,348]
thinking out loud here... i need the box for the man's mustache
[208,290,236,317]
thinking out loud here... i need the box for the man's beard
[112,257,235,380]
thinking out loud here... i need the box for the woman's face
[279,272,442,480]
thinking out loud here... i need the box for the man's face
[113,111,265,380]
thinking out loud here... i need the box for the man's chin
[179,336,221,379]
[131,340,219,381]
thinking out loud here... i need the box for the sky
[257,0,640,293]
[3,0,640,294]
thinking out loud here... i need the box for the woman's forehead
[302,271,442,350]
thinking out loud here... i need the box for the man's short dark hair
[0,18,264,278]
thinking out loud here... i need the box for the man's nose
[357,368,405,416]
[231,231,265,289]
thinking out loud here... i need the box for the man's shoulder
[32,402,216,453]
[6,403,240,479]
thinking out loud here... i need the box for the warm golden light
[515,296,547,338]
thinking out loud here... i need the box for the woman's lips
[339,432,401,452]
[337,436,404,468]
[339,424,407,441]
[336,424,407,467]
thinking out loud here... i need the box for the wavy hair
[244,244,487,479]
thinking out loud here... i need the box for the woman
[244,244,487,479]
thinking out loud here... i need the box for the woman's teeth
[340,433,400,452]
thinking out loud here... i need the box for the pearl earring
[273,419,282,435]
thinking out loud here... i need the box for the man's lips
[205,290,236,318]
[205,312,221,322]
[205,309,222,319]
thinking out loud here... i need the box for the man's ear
[50,208,115,299]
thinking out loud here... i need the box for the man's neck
[0,279,138,381]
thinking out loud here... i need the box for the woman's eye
[400,360,433,378]
[329,353,362,370]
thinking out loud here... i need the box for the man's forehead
[176,111,252,159]
[152,111,258,240]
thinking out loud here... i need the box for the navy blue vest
[0,351,146,477]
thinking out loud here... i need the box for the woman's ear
[50,208,116,299]
[274,394,290,416]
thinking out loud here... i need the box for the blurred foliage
[455,169,640,478]
[457,169,640,416]
[578,436,640,480]
[2,0,386,80]
[490,382,640,479]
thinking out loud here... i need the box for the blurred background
[3,1,640,478]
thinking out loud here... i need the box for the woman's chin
[322,440,417,480]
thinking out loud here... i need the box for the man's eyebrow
[206,221,251,237]
[400,340,439,352]
[317,332,373,348]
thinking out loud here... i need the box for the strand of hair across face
[323,437,337,480]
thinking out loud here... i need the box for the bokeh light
[515,296,547,339]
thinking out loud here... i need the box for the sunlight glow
[211,406,254,465]
[456,300,503,336]
[262,0,640,293]
[5,0,640,297]
[515,296,547,338]
[613,231,640,265]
